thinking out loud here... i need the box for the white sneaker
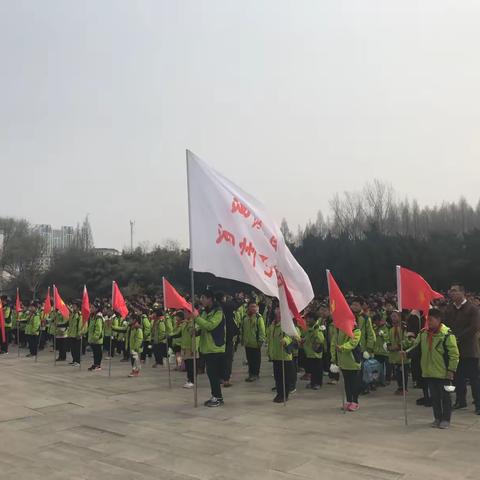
[183,382,194,389]
[72,362,80,367]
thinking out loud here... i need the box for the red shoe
[341,402,352,411]
[347,402,360,412]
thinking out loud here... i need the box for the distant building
[94,248,121,256]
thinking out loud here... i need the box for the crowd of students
[1,282,479,428]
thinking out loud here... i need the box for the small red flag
[397,266,443,321]
[327,270,355,338]
[112,281,128,319]
[53,285,70,319]
[0,299,6,343]
[82,285,90,325]
[15,288,22,314]
[163,277,192,313]
[43,287,52,317]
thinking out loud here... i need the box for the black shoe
[273,395,284,403]
[205,397,223,407]
[416,397,426,405]
[271,386,277,391]
[453,402,467,410]
[56,358,66,362]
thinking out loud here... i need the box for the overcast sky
[1,1,480,250]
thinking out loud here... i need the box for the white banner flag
[187,150,314,336]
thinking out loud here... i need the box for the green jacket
[67,312,82,338]
[16,312,27,331]
[387,326,414,365]
[180,321,200,357]
[151,319,167,344]
[373,324,389,357]
[234,304,247,328]
[303,324,325,359]
[407,324,459,379]
[267,322,294,361]
[54,313,69,338]
[241,313,266,349]
[331,328,362,371]
[164,314,174,336]
[25,312,41,336]
[141,315,152,342]
[196,306,225,354]
[88,315,104,345]
[3,306,12,328]
[129,327,144,353]
[357,314,376,353]
[112,317,128,340]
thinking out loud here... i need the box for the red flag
[53,285,70,319]
[112,281,128,319]
[327,270,355,338]
[397,266,443,320]
[82,285,90,325]
[43,287,52,317]
[0,299,5,343]
[15,288,22,313]
[163,277,192,313]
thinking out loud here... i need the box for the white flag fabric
[187,150,314,337]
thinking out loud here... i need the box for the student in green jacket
[68,303,82,366]
[372,313,390,386]
[88,308,104,371]
[301,311,325,390]
[25,305,41,357]
[194,290,225,408]
[140,312,152,363]
[268,304,297,403]
[178,310,200,388]
[404,308,460,429]
[240,300,266,382]
[387,310,414,394]
[331,323,362,412]
[151,309,167,367]
[0,297,12,354]
[128,316,144,377]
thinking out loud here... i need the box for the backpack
[362,358,381,384]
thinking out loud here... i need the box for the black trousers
[91,343,102,366]
[427,378,452,422]
[342,369,361,403]
[273,360,295,399]
[223,341,235,381]
[307,357,323,386]
[394,363,410,390]
[185,358,197,383]
[140,341,151,361]
[103,336,111,352]
[27,334,38,356]
[152,343,166,365]
[245,347,261,377]
[205,353,224,400]
[81,336,87,354]
[56,337,67,360]
[70,338,81,363]
[1,328,12,352]
[455,357,480,408]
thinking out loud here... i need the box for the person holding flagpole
[194,289,226,407]
[88,305,105,371]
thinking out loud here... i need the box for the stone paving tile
[1,347,479,479]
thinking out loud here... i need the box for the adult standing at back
[444,283,480,415]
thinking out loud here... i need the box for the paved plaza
[1,348,479,480]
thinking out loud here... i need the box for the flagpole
[79,335,83,371]
[186,150,198,408]
[35,315,42,363]
[162,277,172,389]
[109,282,114,378]
[16,288,20,358]
[396,266,408,425]
[190,269,197,408]
[281,342,287,407]
[53,285,57,367]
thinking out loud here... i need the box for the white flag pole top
[396,265,402,311]
[53,284,56,309]
[162,276,166,311]
[186,150,313,337]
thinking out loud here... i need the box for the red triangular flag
[53,285,70,319]
[0,299,6,343]
[15,288,22,313]
[43,287,52,317]
[163,277,192,313]
[327,270,355,338]
[82,285,90,325]
[112,281,128,319]
[397,266,443,317]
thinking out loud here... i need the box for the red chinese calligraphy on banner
[216,224,236,247]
